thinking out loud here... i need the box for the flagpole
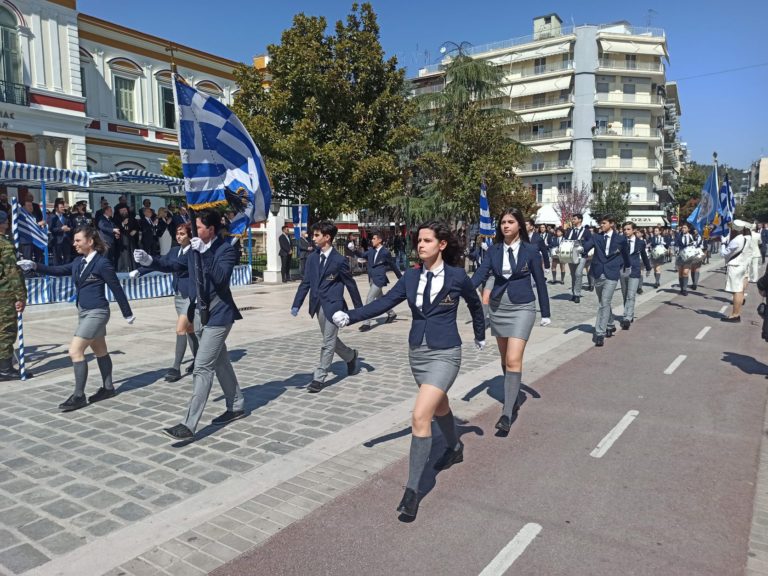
[711,152,718,228]
[11,198,27,381]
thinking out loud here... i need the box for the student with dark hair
[619,221,651,329]
[50,198,73,265]
[279,224,293,282]
[134,209,245,440]
[355,228,402,331]
[332,220,485,519]
[18,226,134,411]
[291,220,363,393]
[549,226,566,284]
[566,213,592,303]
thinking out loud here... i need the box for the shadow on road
[115,367,169,393]
[663,301,725,319]
[722,352,768,377]
[564,323,593,335]
[28,346,126,377]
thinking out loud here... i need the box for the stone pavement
[0,260,730,575]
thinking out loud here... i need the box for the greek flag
[173,74,272,236]
[710,174,735,237]
[15,203,48,250]
[686,166,718,234]
[479,182,495,240]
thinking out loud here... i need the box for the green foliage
[232,3,417,221]
[738,185,768,222]
[589,181,631,225]
[675,163,707,220]
[161,153,183,178]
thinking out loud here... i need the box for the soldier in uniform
[0,210,27,381]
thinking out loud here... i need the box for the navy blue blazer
[529,232,551,269]
[38,253,132,318]
[625,238,651,278]
[548,235,564,250]
[138,245,191,298]
[359,246,402,287]
[675,233,695,249]
[348,265,485,348]
[566,226,592,243]
[50,213,73,245]
[582,233,631,281]
[648,234,665,247]
[471,242,551,319]
[149,238,241,326]
[96,216,115,247]
[292,248,363,318]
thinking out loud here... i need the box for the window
[534,57,546,74]
[596,82,609,94]
[531,124,547,136]
[0,6,23,103]
[531,183,544,202]
[625,54,637,69]
[559,119,572,130]
[114,76,135,122]
[558,181,572,194]
[160,85,175,129]
[620,148,633,167]
[623,83,636,94]
[594,147,607,159]
[622,117,635,135]
[532,93,545,107]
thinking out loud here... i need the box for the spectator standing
[278,224,293,282]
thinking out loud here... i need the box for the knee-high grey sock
[681,277,689,290]
[73,361,88,397]
[552,269,557,283]
[503,371,522,419]
[187,333,199,357]
[692,271,700,286]
[655,272,661,284]
[406,435,432,491]
[173,335,187,371]
[96,355,113,390]
[435,411,459,450]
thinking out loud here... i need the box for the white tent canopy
[535,204,560,225]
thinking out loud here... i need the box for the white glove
[133,249,152,266]
[17,259,36,271]
[125,315,136,324]
[128,270,140,279]
[575,245,584,253]
[540,317,551,327]
[474,339,486,351]
[190,237,209,253]
[332,311,350,328]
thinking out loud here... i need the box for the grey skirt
[74,307,110,339]
[408,345,462,392]
[174,294,191,316]
[489,292,536,340]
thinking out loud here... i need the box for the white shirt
[628,236,636,255]
[319,246,333,272]
[604,231,613,256]
[80,250,97,275]
[374,246,382,263]
[416,263,445,310]
[501,239,521,278]
[721,235,747,265]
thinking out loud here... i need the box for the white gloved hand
[474,339,486,351]
[125,315,136,324]
[540,317,552,327]
[190,237,209,253]
[128,270,140,279]
[133,249,152,266]
[332,311,350,328]
[16,259,36,271]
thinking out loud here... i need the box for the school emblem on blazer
[439,294,457,306]
[520,262,529,273]
[84,274,98,282]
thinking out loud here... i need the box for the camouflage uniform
[0,234,26,374]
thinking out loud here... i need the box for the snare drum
[550,245,560,260]
[558,240,582,264]
[677,246,701,266]
[650,244,667,261]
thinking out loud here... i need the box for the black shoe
[720,316,741,323]
[681,290,688,296]
[358,324,372,332]
[606,326,616,337]
[58,394,88,412]
[88,387,116,403]
[433,442,464,471]
[211,410,245,426]
[637,288,644,294]
[654,283,660,289]
[165,368,182,382]
[585,286,594,292]
[397,488,420,518]
[385,313,397,324]
[347,350,360,376]
[163,423,194,439]
[186,362,195,375]
[307,380,327,393]
[595,336,605,347]
[620,319,631,330]
[690,285,697,291]
[572,296,581,304]
[495,415,511,433]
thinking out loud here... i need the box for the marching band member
[18,226,135,411]
[566,213,592,304]
[332,221,485,519]
[690,228,704,290]
[619,222,651,329]
[549,227,566,284]
[354,228,402,332]
[648,226,666,288]
[526,219,551,271]
[676,223,694,295]
[472,208,551,433]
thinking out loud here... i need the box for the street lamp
[269,196,281,217]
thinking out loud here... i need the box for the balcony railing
[521,60,574,77]
[0,80,29,107]
[593,126,662,138]
[593,158,661,170]
[597,59,664,73]
[517,128,572,142]
[595,93,664,105]
[521,160,573,172]
[510,94,572,111]
[597,24,665,38]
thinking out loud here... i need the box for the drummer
[676,223,695,296]
[690,228,704,290]
[648,226,666,289]
[549,227,566,284]
[566,214,592,304]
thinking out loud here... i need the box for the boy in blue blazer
[291,221,364,393]
[355,229,402,331]
[619,222,651,329]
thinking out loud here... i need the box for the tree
[738,185,768,222]
[675,163,707,220]
[589,181,630,225]
[554,183,591,226]
[161,153,183,178]
[232,3,416,221]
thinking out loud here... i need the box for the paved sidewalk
[0,262,728,575]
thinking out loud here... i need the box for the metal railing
[593,158,661,169]
[510,94,572,110]
[517,128,572,142]
[521,60,574,77]
[520,160,573,172]
[595,92,664,105]
[597,59,664,72]
[0,79,29,107]
[593,126,662,138]
[597,24,665,38]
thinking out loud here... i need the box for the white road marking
[719,305,728,315]
[695,326,711,340]
[664,355,687,375]
[590,410,639,459]
[479,523,542,576]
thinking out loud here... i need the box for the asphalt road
[216,277,766,576]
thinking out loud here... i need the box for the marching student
[332,221,484,519]
[548,227,566,284]
[566,213,592,303]
[619,222,651,330]
[134,209,245,440]
[18,226,135,411]
[675,223,695,295]
[526,219,551,270]
[291,220,363,393]
[472,208,550,433]
[690,228,705,290]
[355,228,402,331]
[648,226,666,288]
[579,215,630,347]
[131,223,199,382]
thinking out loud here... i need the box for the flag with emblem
[479,182,495,243]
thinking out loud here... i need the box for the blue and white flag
[686,166,718,234]
[15,202,47,250]
[173,74,272,237]
[479,182,495,241]
[710,174,735,237]
[292,205,308,241]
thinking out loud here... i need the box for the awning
[530,141,571,153]
[535,204,560,225]
[519,107,571,122]
[627,210,668,227]
[506,76,572,98]
[88,170,184,196]
[510,41,572,62]
[599,39,667,57]
[0,160,90,188]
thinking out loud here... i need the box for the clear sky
[78,0,767,169]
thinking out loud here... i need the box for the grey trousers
[182,319,244,432]
[594,274,617,336]
[619,273,640,321]
[314,308,355,382]
[568,257,588,296]
[361,282,394,326]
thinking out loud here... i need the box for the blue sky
[78,0,767,169]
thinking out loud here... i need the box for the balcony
[517,128,572,142]
[521,60,574,78]
[510,94,572,111]
[0,80,29,107]
[595,93,664,106]
[519,159,573,173]
[597,24,665,38]
[597,59,664,73]
[593,158,661,171]
[593,126,663,139]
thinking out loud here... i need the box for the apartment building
[411,13,683,226]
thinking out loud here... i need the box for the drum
[550,245,560,260]
[558,240,582,264]
[677,246,703,266]
[650,244,667,261]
